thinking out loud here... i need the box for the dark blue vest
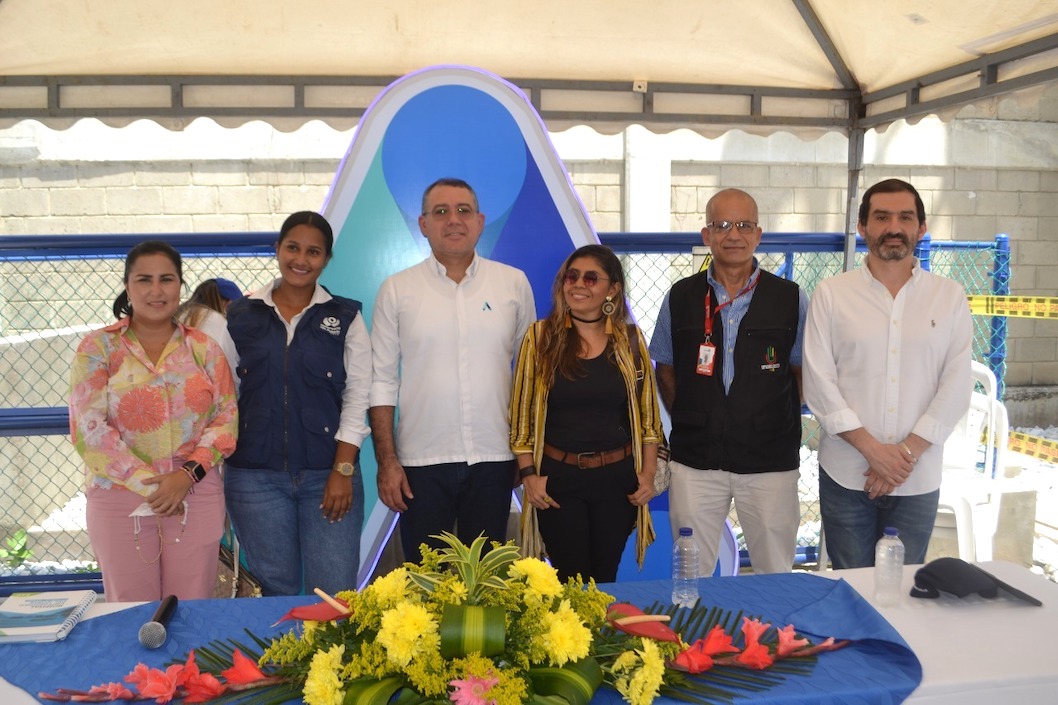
[669,269,801,473]
[226,294,362,471]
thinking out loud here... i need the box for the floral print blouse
[69,318,238,496]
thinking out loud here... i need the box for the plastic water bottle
[874,527,905,607]
[672,527,700,608]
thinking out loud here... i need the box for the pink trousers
[86,472,225,602]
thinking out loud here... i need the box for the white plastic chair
[933,361,1009,562]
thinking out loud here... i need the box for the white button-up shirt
[803,260,972,495]
[369,253,535,466]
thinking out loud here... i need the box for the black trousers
[537,454,639,583]
[400,460,516,562]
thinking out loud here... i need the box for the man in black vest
[649,188,807,575]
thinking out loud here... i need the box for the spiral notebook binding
[55,591,97,640]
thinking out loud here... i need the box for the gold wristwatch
[333,462,356,477]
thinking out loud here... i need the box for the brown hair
[537,244,631,384]
[176,279,227,328]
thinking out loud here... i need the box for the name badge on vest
[696,342,716,376]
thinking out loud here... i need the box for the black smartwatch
[182,461,206,483]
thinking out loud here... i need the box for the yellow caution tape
[1008,431,1058,465]
[967,295,1058,319]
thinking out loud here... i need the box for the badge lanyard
[698,278,758,376]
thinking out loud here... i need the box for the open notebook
[0,590,98,643]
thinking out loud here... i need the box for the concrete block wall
[0,114,1055,388]
[664,160,1058,387]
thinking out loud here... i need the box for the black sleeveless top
[544,347,631,452]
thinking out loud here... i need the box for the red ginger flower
[673,625,743,674]
[701,624,741,656]
[88,682,135,699]
[776,624,810,657]
[736,642,775,670]
[739,617,770,647]
[791,636,851,656]
[180,650,227,703]
[673,641,714,674]
[184,671,226,703]
[124,662,185,702]
[221,649,268,685]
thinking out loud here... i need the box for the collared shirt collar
[706,257,761,292]
[860,256,922,288]
[104,316,186,337]
[427,251,480,280]
[251,278,333,307]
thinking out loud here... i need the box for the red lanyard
[704,277,758,343]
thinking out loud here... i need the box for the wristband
[180,466,197,494]
[518,466,537,480]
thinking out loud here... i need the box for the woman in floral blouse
[70,241,238,602]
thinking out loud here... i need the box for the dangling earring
[564,307,572,329]
[602,295,616,334]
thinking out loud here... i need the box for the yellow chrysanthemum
[377,602,440,667]
[509,558,562,604]
[536,599,591,666]
[369,567,410,607]
[447,578,469,603]
[618,641,666,705]
[303,644,346,705]
[612,650,638,672]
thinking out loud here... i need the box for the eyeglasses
[706,220,758,234]
[564,269,611,287]
[425,205,478,220]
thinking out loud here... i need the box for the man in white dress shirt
[369,178,535,561]
[803,178,972,568]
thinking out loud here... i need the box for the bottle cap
[883,526,899,536]
[679,527,693,537]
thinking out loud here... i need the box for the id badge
[696,342,716,376]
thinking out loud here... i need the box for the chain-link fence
[0,232,1005,578]
[618,233,1006,563]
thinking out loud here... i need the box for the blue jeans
[224,465,363,596]
[818,467,938,569]
[400,460,515,561]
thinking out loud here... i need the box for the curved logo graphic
[317,66,598,585]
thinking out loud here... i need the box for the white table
[828,560,1058,704]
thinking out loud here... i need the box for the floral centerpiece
[40,533,845,705]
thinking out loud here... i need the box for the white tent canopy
[3,0,1058,133]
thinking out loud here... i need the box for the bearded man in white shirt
[369,178,535,562]
[804,178,972,569]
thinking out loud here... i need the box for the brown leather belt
[542,441,633,469]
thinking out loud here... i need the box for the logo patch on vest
[761,345,780,372]
[320,316,342,336]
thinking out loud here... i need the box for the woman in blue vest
[224,211,371,596]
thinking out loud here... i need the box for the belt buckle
[576,451,599,469]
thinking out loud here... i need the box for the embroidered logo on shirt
[482,301,492,311]
[761,345,780,372]
[320,316,342,336]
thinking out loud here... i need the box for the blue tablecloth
[0,572,920,704]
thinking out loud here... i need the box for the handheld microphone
[137,594,178,649]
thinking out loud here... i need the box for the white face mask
[128,501,188,518]
[128,502,156,518]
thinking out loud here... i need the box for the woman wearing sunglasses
[510,244,663,582]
